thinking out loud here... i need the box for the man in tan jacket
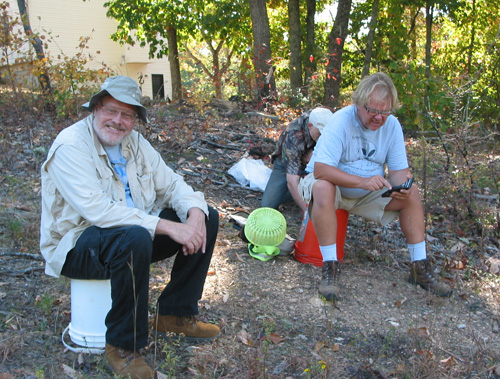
[41,76,219,378]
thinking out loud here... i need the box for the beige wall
[7,0,172,99]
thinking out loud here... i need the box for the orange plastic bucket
[294,208,349,266]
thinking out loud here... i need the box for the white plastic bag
[228,158,272,192]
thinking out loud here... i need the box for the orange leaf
[267,332,284,344]
[395,297,407,307]
[315,341,328,352]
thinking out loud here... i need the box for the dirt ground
[0,102,499,378]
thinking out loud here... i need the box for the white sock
[408,241,427,262]
[320,243,337,262]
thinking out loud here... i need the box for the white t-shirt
[306,105,408,198]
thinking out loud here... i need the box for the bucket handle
[61,326,105,354]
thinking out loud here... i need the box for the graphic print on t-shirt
[361,140,376,160]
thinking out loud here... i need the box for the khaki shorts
[298,172,399,226]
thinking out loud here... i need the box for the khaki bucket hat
[82,76,148,123]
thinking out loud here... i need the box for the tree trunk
[466,0,476,75]
[288,0,302,91]
[16,0,52,96]
[361,0,380,78]
[408,6,420,60]
[425,0,434,79]
[303,0,316,89]
[249,0,276,100]
[323,0,352,108]
[166,25,182,101]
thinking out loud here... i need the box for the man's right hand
[361,175,392,192]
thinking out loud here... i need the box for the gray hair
[351,72,400,111]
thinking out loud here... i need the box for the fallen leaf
[395,297,407,307]
[385,317,400,327]
[495,365,500,376]
[237,330,254,347]
[52,298,62,306]
[61,364,82,379]
[458,237,470,245]
[315,341,328,352]
[217,239,231,246]
[426,234,438,242]
[487,258,500,275]
[331,344,341,352]
[408,327,429,338]
[440,356,455,367]
[415,349,433,359]
[267,332,284,344]
[234,206,250,213]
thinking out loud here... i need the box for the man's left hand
[389,187,411,201]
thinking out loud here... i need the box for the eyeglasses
[364,105,392,117]
[100,106,137,122]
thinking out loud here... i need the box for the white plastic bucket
[67,279,111,349]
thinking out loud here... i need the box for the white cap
[308,107,333,133]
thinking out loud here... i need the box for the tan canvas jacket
[40,115,208,277]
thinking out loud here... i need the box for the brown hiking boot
[154,315,220,342]
[105,343,155,379]
[318,260,340,301]
[408,259,453,297]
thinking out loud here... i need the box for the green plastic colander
[244,208,287,261]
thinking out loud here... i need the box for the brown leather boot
[408,259,453,297]
[318,260,340,301]
[105,343,155,379]
[154,315,220,342]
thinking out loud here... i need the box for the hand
[155,207,207,255]
[184,208,207,255]
[361,175,391,192]
[387,173,413,201]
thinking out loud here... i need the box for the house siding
[4,0,172,100]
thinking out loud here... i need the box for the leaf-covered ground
[0,101,499,378]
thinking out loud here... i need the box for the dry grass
[0,101,499,378]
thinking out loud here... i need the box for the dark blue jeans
[261,157,294,209]
[61,207,219,351]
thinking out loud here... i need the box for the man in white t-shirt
[299,72,452,301]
